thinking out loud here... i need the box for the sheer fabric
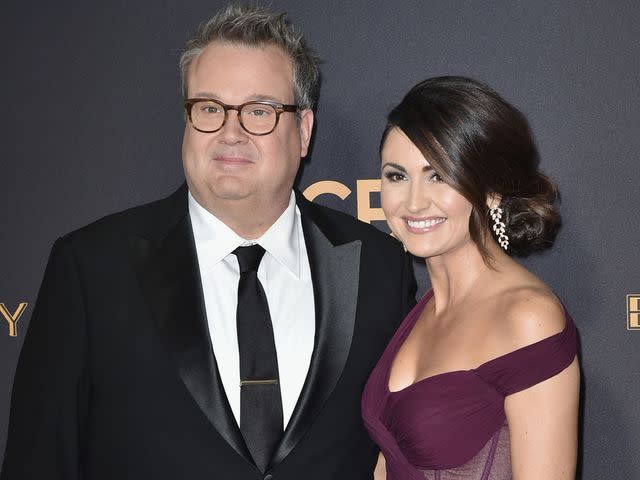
[417,424,511,480]
[362,291,577,480]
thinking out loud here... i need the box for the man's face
[182,42,313,215]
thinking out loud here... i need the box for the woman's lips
[403,216,446,233]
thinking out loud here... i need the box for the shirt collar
[188,191,301,278]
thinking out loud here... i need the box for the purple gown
[361,290,577,480]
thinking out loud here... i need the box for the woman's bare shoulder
[488,280,566,352]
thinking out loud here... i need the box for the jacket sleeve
[1,236,89,480]
[399,251,418,326]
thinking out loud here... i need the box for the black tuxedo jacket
[2,185,416,480]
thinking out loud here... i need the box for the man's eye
[246,107,273,117]
[201,105,221,114]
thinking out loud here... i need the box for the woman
[362,77,579,479]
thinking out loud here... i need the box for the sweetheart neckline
[388,368,483,395]
[386,290,571,395]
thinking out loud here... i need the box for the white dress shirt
[188,191,315,427]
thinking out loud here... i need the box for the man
[1,5,415,479]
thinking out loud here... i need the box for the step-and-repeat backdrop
[1,1,638,477]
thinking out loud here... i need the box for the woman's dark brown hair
[381,76,560,259]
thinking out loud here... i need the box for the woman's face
[381,128,474,259]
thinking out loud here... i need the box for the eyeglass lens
[191,100,278,134]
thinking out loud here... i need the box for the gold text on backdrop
[627,294,640,330]
[303,179,385,224]
[0,302,28,337]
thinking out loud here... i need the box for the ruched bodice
[362,291,577,480]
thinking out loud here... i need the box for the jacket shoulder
[62,185,186,247]
[301,198,403,252]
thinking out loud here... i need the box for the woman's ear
[486,192,502,210]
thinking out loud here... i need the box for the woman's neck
[425,241,499,314]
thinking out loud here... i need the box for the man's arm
[1,236,89,480]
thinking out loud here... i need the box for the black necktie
[233,245,283,473]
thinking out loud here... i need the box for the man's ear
[298,109,314,158]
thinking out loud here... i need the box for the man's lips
[213,155,254,165]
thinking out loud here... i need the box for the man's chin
[207,188,253,203]
[203,177,255,201]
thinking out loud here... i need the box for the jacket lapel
[130,187,362,470]
[269,195,361,469]
[129,186,253,464]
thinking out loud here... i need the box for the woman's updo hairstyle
[381,76,560,259]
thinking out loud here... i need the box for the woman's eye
[384,171,406,182]
[428,172,443,183]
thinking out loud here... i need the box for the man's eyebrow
[188,93,287,103]
[246,94,286,103]
[190,91,219,99]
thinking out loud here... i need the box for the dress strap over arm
[475,311,577,396]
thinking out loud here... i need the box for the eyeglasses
[184,98,299,136]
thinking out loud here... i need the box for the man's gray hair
[179,4,321,111]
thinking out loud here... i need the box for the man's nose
[219,109,248,143]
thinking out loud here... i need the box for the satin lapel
[269,205,361,469]
[130,211,252,464]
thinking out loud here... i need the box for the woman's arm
[373,452,387,480]
[504,293,580,479]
